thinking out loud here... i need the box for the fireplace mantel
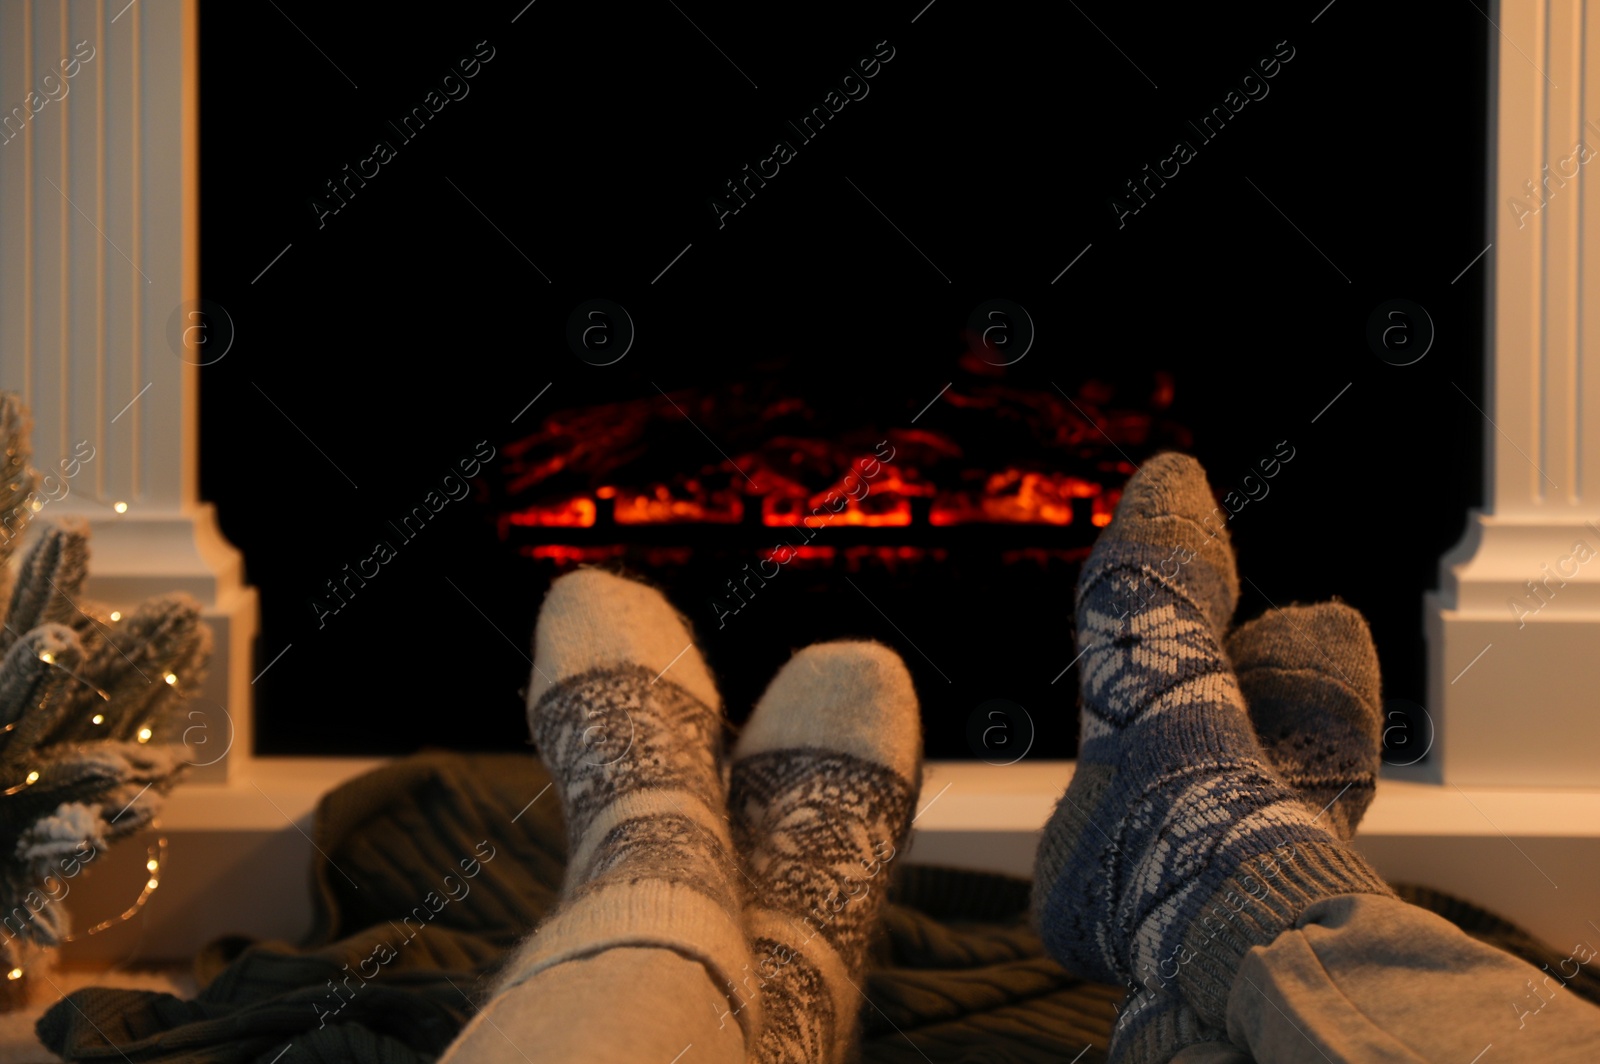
[1,0,1596,962]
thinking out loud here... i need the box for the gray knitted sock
[1030,452,1393,1028]
[727,641,922,1064]
[1109,601,1385,1063]
[1232,602,1384,839]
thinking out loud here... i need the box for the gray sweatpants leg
[1170,893,1600,1063]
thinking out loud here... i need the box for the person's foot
[495,569,757,1036]
[1231,602,1383,839]
[727,641,922,1063]
[1109,601,1385,1062]
[1030,454,1391,1025]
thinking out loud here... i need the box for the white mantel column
[0,0,255,781]
[1426,0,1600,786]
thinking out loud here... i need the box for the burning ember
[496,375,1186,545]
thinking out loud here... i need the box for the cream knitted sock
[726,641,923,1063]
[487,568,756,1042]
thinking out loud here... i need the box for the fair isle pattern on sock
[740,937,833,1064]
[728,641,922,1064]
[732,928,838,1062]
[731,750,915,967]
[488,569,757,1044]
[1031,453,1393,1029]
[498,663,750,999]
[1108,602,1386,1064]
[729,751,917,1064]
[532,664,739,911]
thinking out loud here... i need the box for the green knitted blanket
[35,753,1599,1063]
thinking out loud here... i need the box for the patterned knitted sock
[1108,601,1385,1063]
[727,641,922,1064]
[489,568,758,1040]
[1231,602,1384,839]
[1030,452,1393,1027]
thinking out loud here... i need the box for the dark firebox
[491,358,1189,760]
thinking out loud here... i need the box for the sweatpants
[1170,893,1600,1063]
[438,891,1600,1063]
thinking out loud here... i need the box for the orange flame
[509,498,596,527]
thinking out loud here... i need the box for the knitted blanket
[35,753,1599,1063]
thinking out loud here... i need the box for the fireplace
[490,359,1190,760]
[9,0,1600,969]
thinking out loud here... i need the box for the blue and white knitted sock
[1108,600,1387,1063]
[1030,453,1393,1027]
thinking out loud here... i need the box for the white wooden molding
[52,762,1600,964]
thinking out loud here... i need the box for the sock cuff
[744,905,861,1060]
[563,785,733,891]
[1176,838,1394,1026]
[1110,990,1227,1064]
[498,879,758,1037]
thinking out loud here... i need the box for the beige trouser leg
[438,947,747,1064]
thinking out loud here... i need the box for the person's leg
[727,641,922,1064]
[1169,1043,1250,1064]
[1109,601,1384,1063]
[1037,454,1600,1063]
[1031,453,1393,1029]
[443,948,744,1062]
[1226,892,1600,1063]
[439,569,752,1064]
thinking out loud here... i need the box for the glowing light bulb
[91,714,104,725]
[109,611,121,622]
[37,651,54,664]
[113,501,128,514]
[28,500,42,513]
[145,878,159,890]
[163,673,177,685]
[136,727,152,743]
[146,859,158,872]
[6,968,21,980]
[24,771,38,785]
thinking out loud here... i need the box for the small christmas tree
[0,393,209,982]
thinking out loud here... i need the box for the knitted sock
[727,641,922,1064]
[1108,601,1385,1063]
[1030,452,1392,1027]
[487,568,757,1040]
[1231,602,1383,840]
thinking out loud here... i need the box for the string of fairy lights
[0,617,183,981]
[2,840,169,982]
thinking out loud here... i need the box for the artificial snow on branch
[0,393,210,976]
